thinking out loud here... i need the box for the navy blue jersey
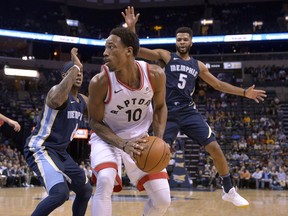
[25,94,86,153]
[165,53,200,107]
[163,53,216,146]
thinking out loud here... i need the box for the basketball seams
[135,136,170,173]
[146,137,166,173]
[142,136,157,170]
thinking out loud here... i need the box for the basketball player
[0,113,21,132]
[123,6,267,207]
[88,27,171,216]
[24,48,92,216]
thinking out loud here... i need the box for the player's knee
[83,182,93,199]
[76,182,93,200]
[155,194,171,210]
[49,183,70,204]
[97,171,115,186]
[150,188,171,211]
[205,141,223,156]
[148,196,170,215]
[95,169,116,196]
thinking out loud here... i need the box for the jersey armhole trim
[146,63,154,93]
[103,65,112,104]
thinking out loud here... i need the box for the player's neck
[176,52,190,60]
[70,88,79,101]
[115,63,140,89]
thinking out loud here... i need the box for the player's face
[103,35,127,71]
[73,68,83,88]
[62,67,83,88]
[175,33,192,55]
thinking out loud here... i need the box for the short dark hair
[59,61,74,76]
[110,27,139,56]
[176,27,193,37]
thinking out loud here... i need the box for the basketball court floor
[0,186,287,216]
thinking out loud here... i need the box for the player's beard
[176,45,190,55]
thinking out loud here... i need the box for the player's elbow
[47,96,66,109]
[212,81,223,92]
[88,117,101,132]
[88,117,95,129]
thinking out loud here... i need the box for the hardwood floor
[0,186,287,216]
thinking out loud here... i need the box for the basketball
[135,136,170,174]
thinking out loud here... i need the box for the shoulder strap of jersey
[102,65,112,104]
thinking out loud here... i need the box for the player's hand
[165,142,171,150]
[123,140,145,162]
[245,85,267,103]
[7,119,21,132]
[71,47,83,71]
[121,6,140,31]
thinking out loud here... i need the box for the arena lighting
[253,21,263,27]
[4,66,39,78]
[153,25,163,31]
[22,56,35,60]
[200,19,214,25]
[66,19,79,27]
[0,29,287,46]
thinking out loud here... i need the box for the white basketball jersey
[100,60,153,140]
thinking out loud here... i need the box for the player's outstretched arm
[198,61,267,103]
[0,113,21,132]
[46,48,82,109]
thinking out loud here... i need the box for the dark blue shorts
[24,147,87,192]
[163,105,216,146]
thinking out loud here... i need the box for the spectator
[209,165,218,189]
[231,167,240,188]
[238,137,248,150]
[0,162,7,187]
[196,169,210,188]
[277,168,287,188]
[261,167,272,189]
[10,164,22,187]
[2,162,14,187]
[239,167,251,189]
[271,175,283,190]
[251,168,263,189]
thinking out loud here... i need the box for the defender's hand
[7,119,21,132]
[121,6,140,31]
[245,85,267,103]
[71,47,83,71]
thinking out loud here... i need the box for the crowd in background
[0,1,286,38]
[245,65,288,86]
[177,86,288,190]
[0,0,287,192]
[0,1,287,59]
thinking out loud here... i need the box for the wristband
[122,141,128,151]
[73,65,80,72]
[243,89,246,97]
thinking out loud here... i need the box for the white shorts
[89,134,168,191]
